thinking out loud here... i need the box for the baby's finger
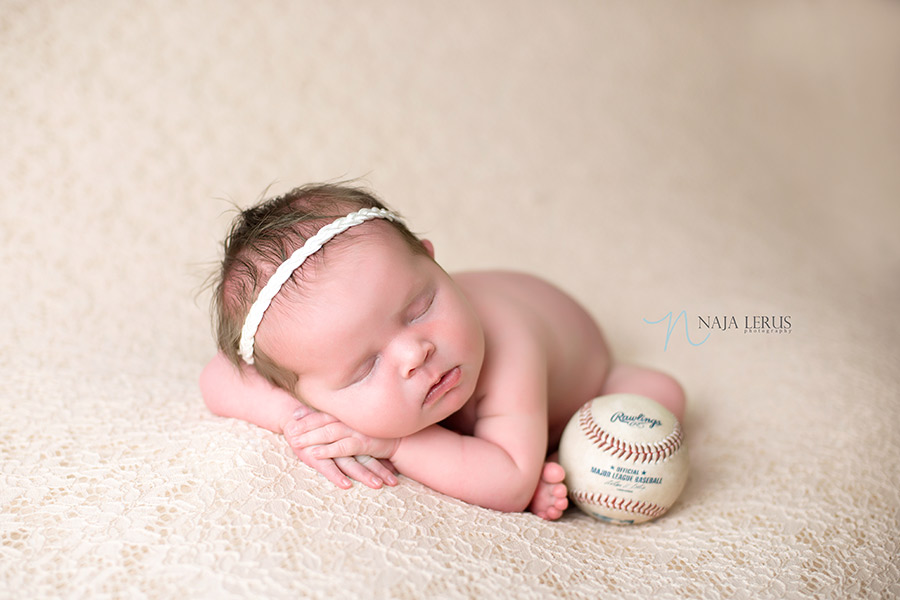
[377,458,399,475]
[313,459,354,489]
[293,411,340,433]
[334,456,391,489]
[357,456,399,486]
[289,446,352,489]
[311,438,362,459]
[290,404,316,420]
[287,419,344,448]
[290,422,350,448]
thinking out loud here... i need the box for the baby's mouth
[424,367,461,405]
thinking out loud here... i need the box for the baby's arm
[301,410,548,512]
[200,352,397,489]
[296,348,550,512]
[200,352,300,433]
[394,414,548,512]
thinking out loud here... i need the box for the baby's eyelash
[357,367,371,383]
[412,291,436,321]
[347,355,378,387]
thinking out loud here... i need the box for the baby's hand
[284,407,398,490]
[286,410,400,462]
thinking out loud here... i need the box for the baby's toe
[554,495,569,511]
[542,462,566,484]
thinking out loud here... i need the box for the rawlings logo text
[610,411,662,429]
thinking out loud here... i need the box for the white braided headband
[239,207,403,364]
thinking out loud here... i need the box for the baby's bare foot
[529,462,569,520]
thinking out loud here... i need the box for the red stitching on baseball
[571,490,668,519]
[578,403,683,464]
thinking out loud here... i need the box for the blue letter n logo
[643,310,710,351]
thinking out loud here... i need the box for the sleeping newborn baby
[200,183,685,519]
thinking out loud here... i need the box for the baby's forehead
[280,222,419,295]
[266,218,402,274]
[263,226,428,370]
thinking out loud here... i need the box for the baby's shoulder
[451,270,572,343]
[452,269,600,355]
[452,270,558,302]
[452,270,575,316]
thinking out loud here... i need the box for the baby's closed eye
[345,355,379,387]
[408,289,436,323]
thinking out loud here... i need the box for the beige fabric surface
[2,1,899,598]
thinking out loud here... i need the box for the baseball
[558,393,689,524]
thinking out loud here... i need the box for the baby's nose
[401,339,435,378]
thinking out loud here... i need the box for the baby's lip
[424,367,461,405]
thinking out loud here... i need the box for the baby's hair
[212,182,428,392]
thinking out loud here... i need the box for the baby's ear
[421,239,435,259]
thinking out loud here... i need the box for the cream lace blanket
[2,2,898,598]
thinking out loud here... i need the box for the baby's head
[213,183,484,437]
[214,183,429,388]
